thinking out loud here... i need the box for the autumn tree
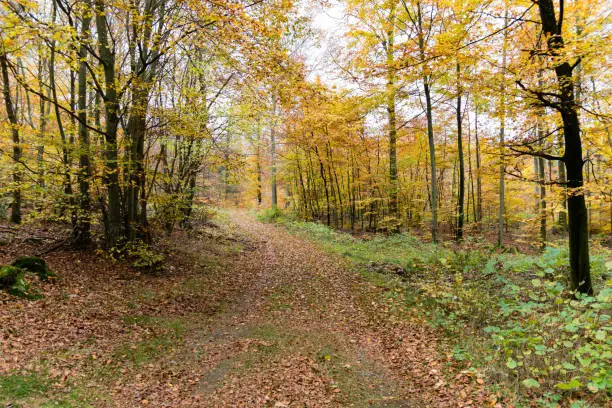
[515,0,594,294]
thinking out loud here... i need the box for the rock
[12,256,54,281]
[0,265,30,298]
[0,257,53,299]
[9,273,31,297]
[0,265,22,287]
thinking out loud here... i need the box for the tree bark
[475,106,482,224]
[386,2,398,219]
[96,0,123,246]
[456,63,465,241]
[557,133,568,229]
[256,143,263,205]
[125,0,165,242]
[536,0,592,294]
[0,53,21,224]
[36,49,48,194]
[417,1,437,242]
[271,99,278,209]
[498,7,508,247]
[50,0,75,221]
[73,3,93,247]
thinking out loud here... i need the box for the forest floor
[0,210,497,407]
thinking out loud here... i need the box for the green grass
[122,314,186,337]
[0,372,49,400]
[39,388,95,408]
[0,371,96,408]
[113,314,188,367]
[256,207,284,222]
[272,216,444,271]
[117,337,172,366]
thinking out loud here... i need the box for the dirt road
[179,212,489,407]
[0,211,491,407]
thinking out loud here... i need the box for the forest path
[0,210,489,407]
[179,210,488,407]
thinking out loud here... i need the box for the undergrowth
[262,210,612,407]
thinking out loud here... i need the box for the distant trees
[343,0,403,226]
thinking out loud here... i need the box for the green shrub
[486,283,611,397]
[150,192,185,233]
[190,205,217,224]
[0,265,35,298]
[8,273,31,297]
[256,207,283,222]
[108,240,165,274]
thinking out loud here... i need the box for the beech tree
[0,52,21,224]
[517,0,593,294]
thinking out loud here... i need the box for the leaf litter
[0,212,498,407]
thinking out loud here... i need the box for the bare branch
[507,145,565,162]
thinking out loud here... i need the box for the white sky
[303,2,347,87]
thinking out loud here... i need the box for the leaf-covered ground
[0,212,497,407]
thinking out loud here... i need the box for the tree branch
[507,145,565,162]
[516,80,562,110]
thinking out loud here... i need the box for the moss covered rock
[9,274,31,297]
[0,257,52,299]
[11,256,54,281]
[0,266,32,298]
[0,265,22,287]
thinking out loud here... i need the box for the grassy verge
[0,370,95,407]
[259,210,611,407]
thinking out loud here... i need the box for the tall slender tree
[0,52,21,224]
[74,0,93,247]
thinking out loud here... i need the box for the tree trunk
[536,0,592,294]
[126,86,150,240]
[467,104,475,225]
[417,2,437,242]
[270,99,278,209]
[538,154,547,250]
[96,0,123,246]
[498,7,508,247]
[36,50,48,194]
[0,53,21,224]
[73,4,92,247]
[456,63,465,241]
[125,0,165,242]
[315,146,331,227]
[386,3,398,219]
[256,143,263,205]
[49,1,75,221]
[475,106,482,224]
[424,81,437,242]
[557,133,568,230]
